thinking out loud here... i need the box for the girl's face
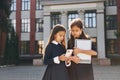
[54,31,66,43]
[71,26,82,38]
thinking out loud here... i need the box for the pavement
[0,64,120,80]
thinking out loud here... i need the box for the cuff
[65,61,71,67]
[53,56,60,64]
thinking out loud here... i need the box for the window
[35,40,44,54]
[36,0,43,10]
[22,0,30,10]
[11,19,16,32]
[21,19,30,32]
[51,13,61,29]
[85,10,96,28]
[106,0,116,6]
[11,0,16,11]
[106,15,117,30]
[91,37,97,52]
[21,41,30,54]
[106,39,118,55]
[36,18,43,32]
[68,12,78,29]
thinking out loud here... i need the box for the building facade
[0,0,120,64]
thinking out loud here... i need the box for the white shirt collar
[52,40,59,45]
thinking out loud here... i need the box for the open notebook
[75,39,92,64]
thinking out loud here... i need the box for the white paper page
[75,39,91,50]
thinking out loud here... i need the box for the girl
[67,18,97,80]
[42,24,69,80]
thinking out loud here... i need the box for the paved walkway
[0,64,120,80]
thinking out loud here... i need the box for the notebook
[75,39,92,64]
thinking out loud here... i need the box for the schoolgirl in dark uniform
[42,24,69,80]
[67,18,97,80]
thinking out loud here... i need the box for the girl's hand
[74,47,97,56]
[59,54,68,61]
[69,56,80,64]
[73,47,82,55]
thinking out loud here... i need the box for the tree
[115,29,120,54]
[4,25,19,65]
[0,0,19,65]
[0,0,11,32]
[0,0,11,55]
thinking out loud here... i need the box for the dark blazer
[44,43,66,65]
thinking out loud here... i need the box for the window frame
[84,10,96,28]
[36,18,43,32]
[106,0,117,6]
[10,19,16,32]
[36,0,43,10]
[68,12,78,29]
[51,12,61,29]
[22,0,30,11]
[20,41,30,54]
[11,0,16,11]
[106,15,117,30]
[21,19,30,33]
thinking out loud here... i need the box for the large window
[85,10,96,28]
[106,39,118,55]
[68,12,78,29]
[21,41,30,54]
[106,15,117,30]
[36,18,43,32]
[21,19,30,32]
[35,41,44,54]
[51,13,61,29]
[11,0,16,11]
[106,0,116,6]
[36,0,43,10]
[22,0,30,11]
[11,19,16,32]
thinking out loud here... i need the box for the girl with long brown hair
[42,24,69,80]
[67,18,97,80]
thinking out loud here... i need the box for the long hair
[47,24,66,48]
[68,18,89,49]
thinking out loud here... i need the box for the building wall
[3,0,119,61]
[43,1,106,59]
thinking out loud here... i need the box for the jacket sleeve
[44,44,60,65]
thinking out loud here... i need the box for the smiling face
[71,25,82,39]
[54,31,66,43]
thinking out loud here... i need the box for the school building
[0,0,120,65]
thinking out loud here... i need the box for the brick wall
[117,0,120,26]
[30,0,36,54]
[16,0,21,54]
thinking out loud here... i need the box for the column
[43,12,51,47]
[97,9,111,65]
[61,11,68,29]
[61,11,69,39]
[117,0,120,54]
[30,0,36,54]
[16,0,21,54]
[97,9,106,59]
[117,0,120,30]
[78,10,85,23]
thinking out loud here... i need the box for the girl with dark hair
[67,18,97,80]
[42,24,69,80]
